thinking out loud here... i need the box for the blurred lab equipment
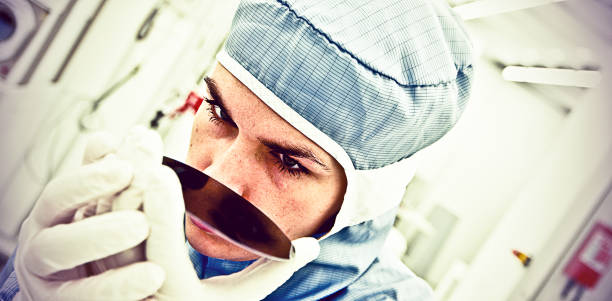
[0,0,52,82]
[0,0,241,258]
[560,222,612,301]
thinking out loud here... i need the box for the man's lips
[189,214,214,234]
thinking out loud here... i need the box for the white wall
[447,67,612,301]
[403,58,566,287]
[521,185,612,301]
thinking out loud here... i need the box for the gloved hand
[13,152,165,301]
[41,126,319,300]
[142,164,320,301]
[82,127,320,300]
[75,127,164,275]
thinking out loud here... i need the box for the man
[0,0,473,299]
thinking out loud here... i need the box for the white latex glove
[63,127,318,300]
[143,165,321,301]
[74,126,164,217]
[77,127,164,275]
[13,154,165,301]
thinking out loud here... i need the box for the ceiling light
[454,0,566,20]
[502,66,601,88]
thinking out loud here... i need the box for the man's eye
[212,104,230,121]
[205,100,235,126]
[274,153,308,177]
[280,153,300,169]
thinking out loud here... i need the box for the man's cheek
[272,196,311,239]
[186,140,214,172]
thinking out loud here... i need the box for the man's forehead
[207,65,334,167]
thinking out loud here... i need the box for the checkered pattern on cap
[224,0,473,170]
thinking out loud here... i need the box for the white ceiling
[448,0,612,111]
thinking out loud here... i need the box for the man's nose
[204,138,252,197]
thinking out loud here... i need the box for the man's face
[185,63,347,261]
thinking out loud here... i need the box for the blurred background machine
[0,0,240,256]
[1,0,611,300]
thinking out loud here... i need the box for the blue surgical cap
[220,0,474,170]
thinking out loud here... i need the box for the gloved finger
[289,237,320,265]
[109,126,163,212]
[143,166,201,294]
[116,125,164,171]
[94,197,113,215]
[201,237,320,301]
[31,155,133,227]
[111,185,144,211]
[85,127,164,277]
[93,243,146,275]
[48,262,165,301]
[25,210,149,277]
[72,202,98,221]
[83,131,119,165]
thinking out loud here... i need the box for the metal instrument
[162,156,293,261]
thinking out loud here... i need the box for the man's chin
[185,217,260,261]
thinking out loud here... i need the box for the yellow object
[512,249,532,267]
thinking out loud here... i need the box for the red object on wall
[177,91,204,114]
[563,222,612,288]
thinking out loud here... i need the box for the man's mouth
[189,214,215,235]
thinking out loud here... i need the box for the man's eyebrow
[204,76,330,171]
[259,138,330,170]
[203,77,235,121]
